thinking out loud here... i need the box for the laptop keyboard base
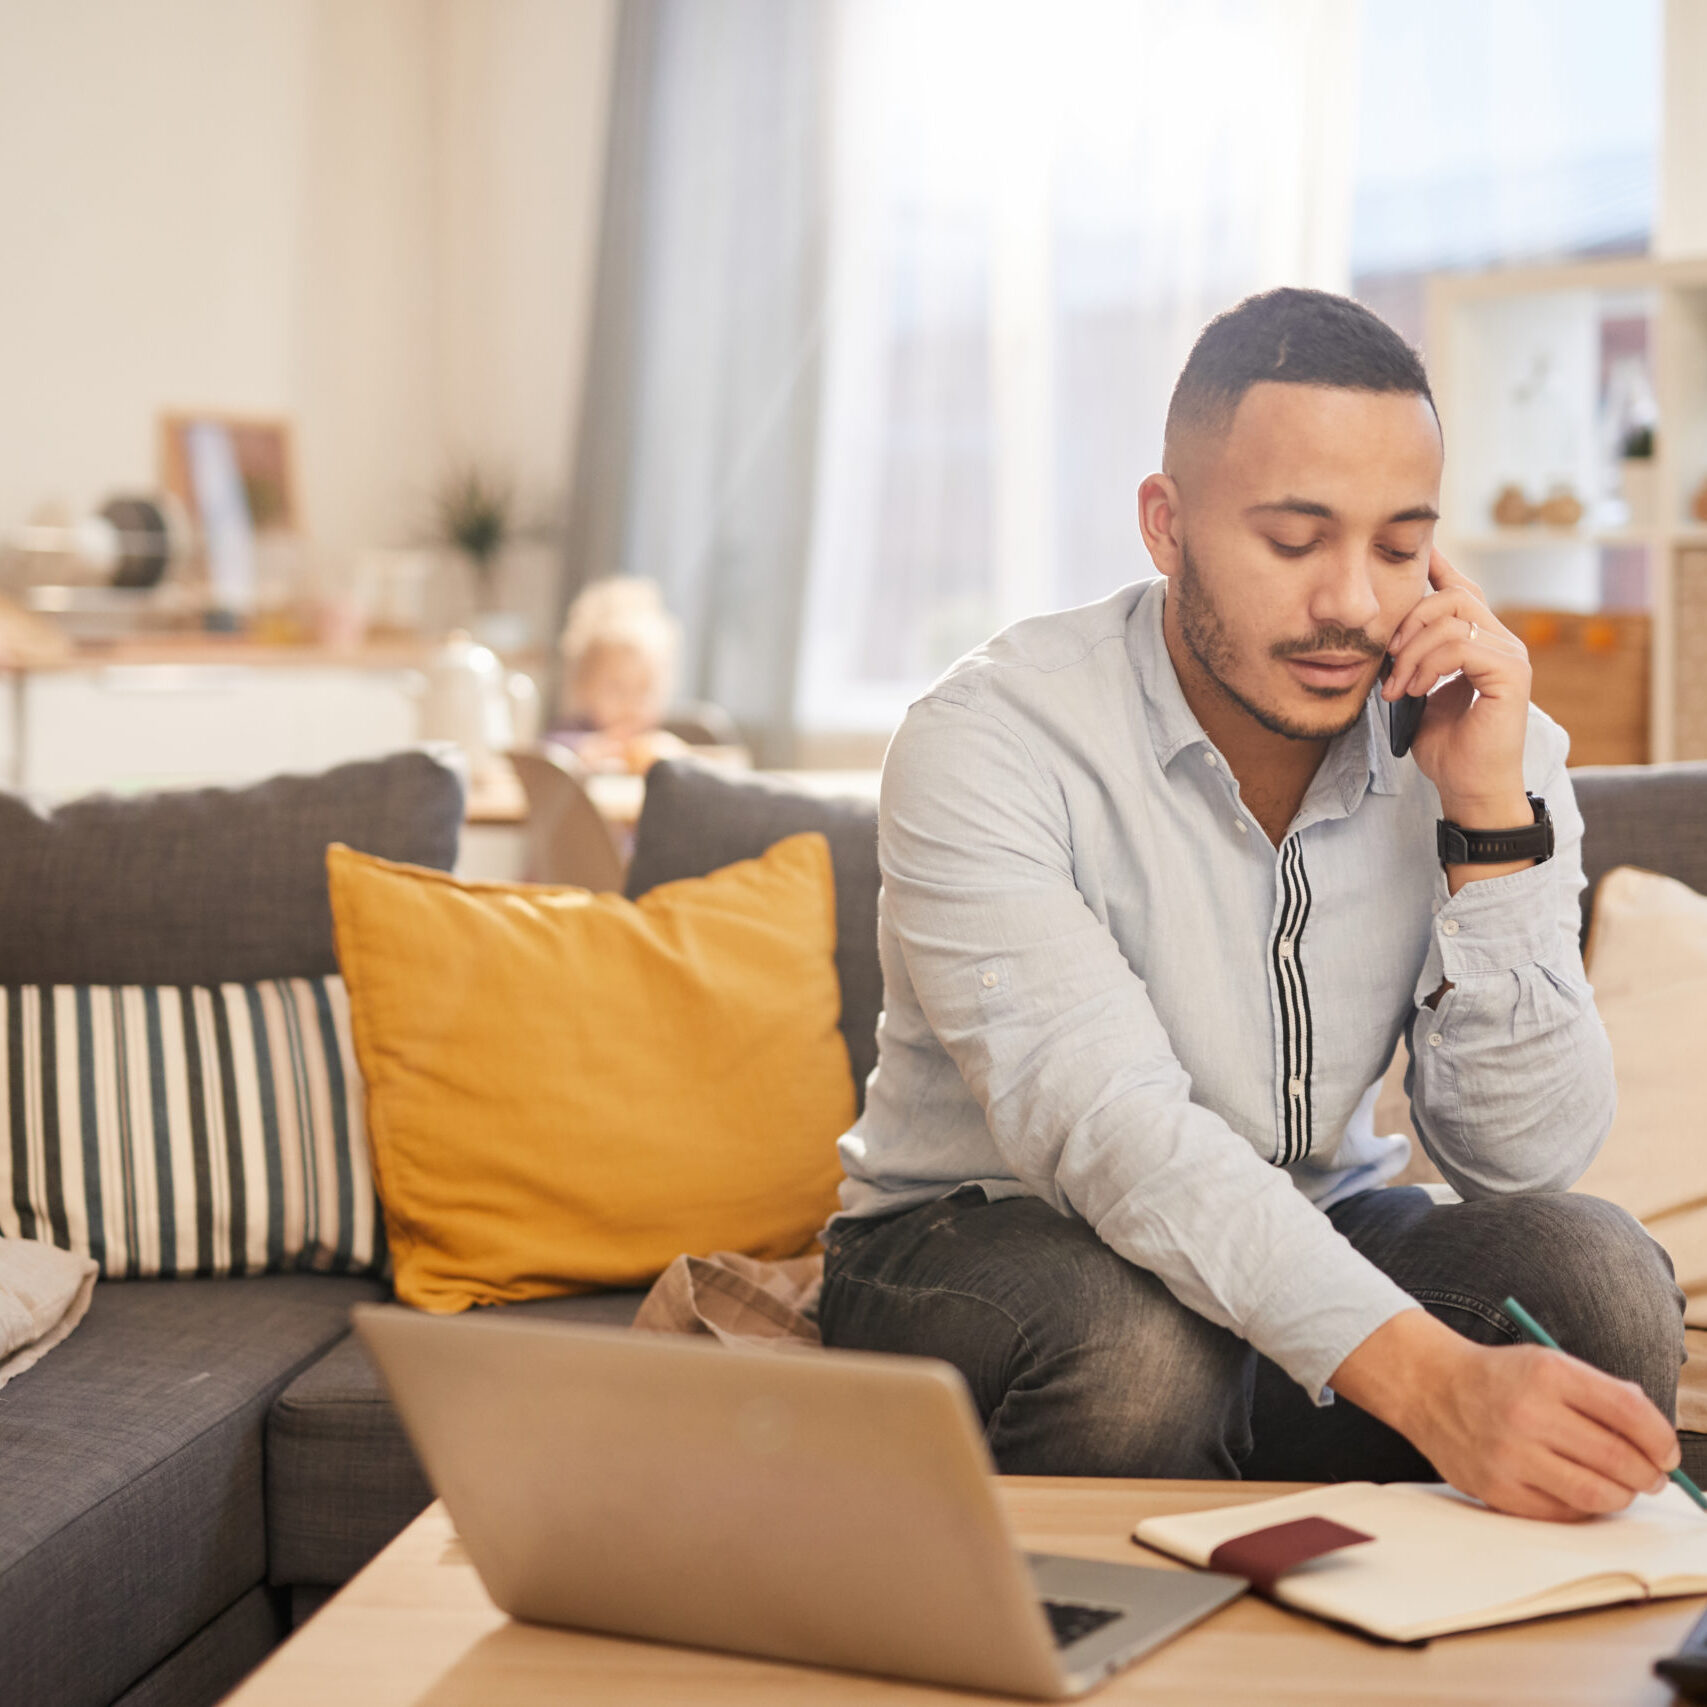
[1042,1600,1123,1647]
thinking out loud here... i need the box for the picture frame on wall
[158,412,299,619]
[158,412,299,534]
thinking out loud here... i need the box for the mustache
[1269,627,1386,661]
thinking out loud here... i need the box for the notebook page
[1419,1481,1707,1581]
[1136,1482,1707,1642]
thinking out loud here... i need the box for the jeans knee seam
[1412,1287,1520,1339]
[825,1271,1040,1367]
[986,1363,1045,1448]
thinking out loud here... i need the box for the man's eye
[1378,546,1422,564]
[1267,539,1318,559]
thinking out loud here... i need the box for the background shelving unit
[1428,254,1707,764]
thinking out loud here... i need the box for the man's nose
[1308,547,1383,632]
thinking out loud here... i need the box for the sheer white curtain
[798,0,1360,734]
[554,0,831,766]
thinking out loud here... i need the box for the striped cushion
[1,978,381,1279]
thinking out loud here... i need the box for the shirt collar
[1128,576,1402,809]
[1129,578,1210,769]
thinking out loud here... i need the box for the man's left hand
[1382,548,1533,830]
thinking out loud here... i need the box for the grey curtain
[553,0,832,766]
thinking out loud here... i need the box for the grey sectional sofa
[0,754,463,1707]
[2,749,1704,1707]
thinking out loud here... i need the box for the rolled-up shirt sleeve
[1406,722,1615,1198]
[880,691,1419,1399]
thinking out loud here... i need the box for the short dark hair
[1163,288,1435,462]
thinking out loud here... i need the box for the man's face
[1163,383,1443,741]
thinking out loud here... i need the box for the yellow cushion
[327,833,854,1312]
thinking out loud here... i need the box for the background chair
[659,700,742,748]
[506,747,628,891]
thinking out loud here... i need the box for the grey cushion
[1574,762,1707,935]
[264,1334,433,1591]
[266,1290,646,1588]
[110,1585,285,1707]
[0,1273,384,1707]
[288,1583,337,1628]
[0,750,464,985]
[626,759,881,1105]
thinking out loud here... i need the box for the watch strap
[1438,795,1553,866]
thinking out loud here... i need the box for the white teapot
[417,630,539,777]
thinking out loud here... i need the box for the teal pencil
[1501,1294,1707,1514]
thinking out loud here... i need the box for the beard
[1173,539,1378,743]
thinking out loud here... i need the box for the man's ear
[1138,472,1185,579]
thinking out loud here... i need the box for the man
[820,288,1684,1522]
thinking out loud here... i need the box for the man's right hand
[1330,1308,1679,1521]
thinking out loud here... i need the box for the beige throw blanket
[0,1236,98,1389]
[634,1250,822,1348]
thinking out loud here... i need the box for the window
[1352,0,1661,344]
[797,0,1662,734]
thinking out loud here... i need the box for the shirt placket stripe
[1293,846,1316,1159]
[1272,838,1314,1165]
[1281,843,1305,1164]
[1270,841,1301,1163]
[1286,846,1308,1163]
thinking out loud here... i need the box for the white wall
[290,0,440,558]
[0,1,314,523]
[432,0,616,625]
[0,0,615,621]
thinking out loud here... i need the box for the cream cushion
[1575,866,1707,1318]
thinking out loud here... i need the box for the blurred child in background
[553,578,690,772]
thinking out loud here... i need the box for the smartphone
[1382,657,1426,758]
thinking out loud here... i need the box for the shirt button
[1441,919,1460,936]
[1277,938,1294,959]
[1428,1032,1444,1047]
[1288,1076,1304,1097]
[980,971,998,989]
[1203,751,1218,767]
[1233,819,1247,835]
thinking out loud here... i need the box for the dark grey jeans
[819,1185,1686,1480]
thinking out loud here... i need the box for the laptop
[354,1305,1245,1699]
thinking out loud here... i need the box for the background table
[459,762,883,882]
[581,766,884,830]
[222,1479,1706,1705]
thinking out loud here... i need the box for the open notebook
[1134,1481,1707,1643]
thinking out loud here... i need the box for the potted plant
[1620,424,1657,529]
[433,465,515,616]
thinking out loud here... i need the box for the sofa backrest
[0,750,465,985]
[1571,762,1707,940]
[629,758,1707,1101]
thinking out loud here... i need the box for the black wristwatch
[1437,794,1554,867]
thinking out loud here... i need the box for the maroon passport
[1207,1516,1375,1598]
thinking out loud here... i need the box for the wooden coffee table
[224,1479,1704,1705]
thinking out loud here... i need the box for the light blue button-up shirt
[835,577,1615,1398]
